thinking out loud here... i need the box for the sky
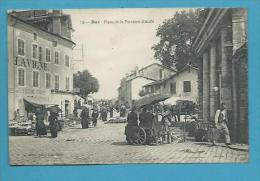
[64,8,191,99]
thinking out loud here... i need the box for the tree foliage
[73,70,99,97]
[152,9,206,70]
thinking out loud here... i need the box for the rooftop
[9,11,75,45]
[143,64,198,87]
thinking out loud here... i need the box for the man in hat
[212,103,231,146]
[161,105,172,143]
[80,107,90,129]
[139,107,147,127]
[101,106,108,122]
[92,105,99,127]
[127,106,138,126]
[139,106,154,128]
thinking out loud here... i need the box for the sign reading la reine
[14,57,48,71]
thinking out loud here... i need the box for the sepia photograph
[8,8,249,165]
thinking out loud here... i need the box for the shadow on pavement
[194,142,239,149]
[68,127,83,130]
[111,141,129,146]
[33,135,54,139]
[193,142,211,146]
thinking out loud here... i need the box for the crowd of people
[127,105,172,129]
[126,102,232,146]
[126,105,173,144]
[78,102,130,129]
[17,99,231,145]
[32,106,60,138]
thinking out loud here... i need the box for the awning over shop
[163,96,194,105]
[24,96,58,112]
[134,94,170,108]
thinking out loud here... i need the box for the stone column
[202,51,210,122]
[232,8,247,53]
[220,25,233,110]
[220,22,234,140]
[231,8,248,142]
[209,41,218,121]
[198,57,203,119]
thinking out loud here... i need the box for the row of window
[18,68,70,90]
[170,81,191,94]
[17,38,70,67]
[146,81,191,95]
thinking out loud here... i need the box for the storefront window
[17,39,25,56]
[54,51,59,64]
[32,71,39,87]
[55,75,59,90]
[46,73,51,89]
[46,48,51,62]
[18,68,25,86]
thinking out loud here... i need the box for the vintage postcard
[8,8,248,165]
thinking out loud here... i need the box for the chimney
[52,10,62,35]
[52,10,62,15]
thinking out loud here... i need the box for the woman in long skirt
[80,107,89,129]
[49,112,58,138]
[35,112,47,137]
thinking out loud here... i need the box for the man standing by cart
[127,106,138,126]
[139,107,147,127]
[162,105,172,143]
[212,103,231,146]
[139,106,155,128]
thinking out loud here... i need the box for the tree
[152,9,206,70]
[73,70,99,97]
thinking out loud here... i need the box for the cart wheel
[132,127,146,145]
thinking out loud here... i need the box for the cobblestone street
[9,121,249,165]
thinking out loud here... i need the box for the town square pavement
[9,121,249,165]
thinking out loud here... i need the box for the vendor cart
[124,94,170,145]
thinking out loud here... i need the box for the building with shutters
[8,10,77,121]
[142,65,198,103]
[118,63,176,107]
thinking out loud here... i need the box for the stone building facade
[143,65,198,103]
[192,8,248,143]
[118,63,176,107]
[8,10,76,121]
